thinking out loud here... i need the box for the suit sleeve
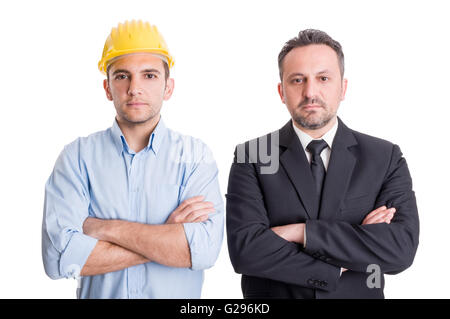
[226,147,341,292]
[304,144,419,274]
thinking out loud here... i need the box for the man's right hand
[342,205,396,273]
[165,195,215,224]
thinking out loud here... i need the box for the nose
[303,78,317,99]
[128,77,143,96]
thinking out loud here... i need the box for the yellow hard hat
[98,20,174,74]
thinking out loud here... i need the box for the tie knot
[306,139,328,156]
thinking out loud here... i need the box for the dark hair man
[226,29,419,299]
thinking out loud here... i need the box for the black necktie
[306,139,328,200]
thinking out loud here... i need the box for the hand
[341,206,396,274]
[361,206,396,225]
[271,223,305,244]
[166,195,215,224]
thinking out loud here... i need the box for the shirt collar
[110,116,167,156]
[292,118,339,151]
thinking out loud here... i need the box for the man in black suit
[226,29,419,298]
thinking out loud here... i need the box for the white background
[0,0,449,298]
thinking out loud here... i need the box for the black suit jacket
[226,118,419,299]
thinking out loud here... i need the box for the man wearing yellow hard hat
[42,20,224,298]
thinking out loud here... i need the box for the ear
[340,78,348,101]
[277,82,286,104]
[163,78,175,101]
[103,79,113,101]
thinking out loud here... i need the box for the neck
[116,115,160,153]
[294,116,337,139]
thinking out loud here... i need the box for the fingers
[370,209,395,224]
[185,207,215,222]
[192,214,210,223]
[174,195,205,212]
[179,201,214,219]
[362,206,396,225]
[384,208,396,224]
[363,205,387,221]
[367,209,394,225]
[167,196,215,224]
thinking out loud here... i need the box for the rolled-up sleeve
[181,144,224,270]
[42,142,98,279]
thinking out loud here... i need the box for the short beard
[292,97,335,130]
[294,112,334,130]
[120,112,158,125]
[116,105,161,126]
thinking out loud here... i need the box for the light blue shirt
[42,118,224,298]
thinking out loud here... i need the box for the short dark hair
[106,60,170,82]
[278,29,344,80]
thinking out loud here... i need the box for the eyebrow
[288,72,304,78]
[141,68,161,74]
[287,70,332,79]
[112,68,161,75]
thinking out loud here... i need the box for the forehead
[108,53,165,73]
[283,44,340,75]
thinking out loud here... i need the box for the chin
[120,114,152,124]
[294,115,332,130]
[121,109,155,121]
[132,117,156,125]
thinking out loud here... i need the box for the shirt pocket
[147,183,183,224]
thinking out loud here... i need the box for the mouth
[301,104,322,110]
[126,101,148,107]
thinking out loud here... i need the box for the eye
[320,76,329,82]
[292,78,304,84]
[114,74,128,80]
[144,73,157,79]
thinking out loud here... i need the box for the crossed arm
[294,145,418,274]
[42,142,224,280]
[271,205,397,273]
[80,196,213,276]
[272,205,397,246]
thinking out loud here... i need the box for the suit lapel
[279,121,319,219]
[319,118,358,220]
